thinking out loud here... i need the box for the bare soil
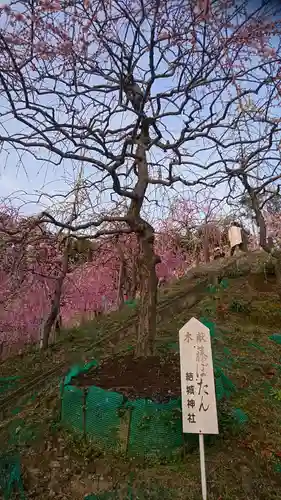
[71,353,181,403]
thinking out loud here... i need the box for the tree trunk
[128,253,139,300]
[126,120,160,357]
[39,241,69,350]
[39,288,61,350]
[243,183,281,298]
[135,224,160,357]
[252,197,281,299]
[203,227,210,263]
[117,260,125,309]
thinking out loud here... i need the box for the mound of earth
[71,353,181,403]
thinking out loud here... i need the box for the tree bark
[253,198,281,299]
[135,222,160,357]
[117,259,125,309]
[128,252,139,300]
[240,174,281,298]
[39,240,69,350]
[127,118,160,357]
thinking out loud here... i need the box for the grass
[2,250,281,498]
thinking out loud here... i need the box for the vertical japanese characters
[179,318,218,435]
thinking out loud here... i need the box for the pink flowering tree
[0,0,280,357]
[156,197,229,273]
[63,237,126,326]
[0,210,63,352]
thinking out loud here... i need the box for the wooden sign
[228,226,242,248]
[179,317,218,435]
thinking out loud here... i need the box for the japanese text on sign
[179,317,218,435]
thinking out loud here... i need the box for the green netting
[214,356,232,370]
[61,348,236,457]
[61,385,84,434]
[231,408,248,426]
[273,462,281,473]
[206,278,229,295]
[222,347,233,358]
[63,360,98,386]
[7,418,41,447]
[0,454,25,500]
[61,301,239,458]
[199,318,216,338]
[126,398,183,458]
[86,386,124,448]
[0,377,21,396]
[215,368,236,401]
[247,341,265,352]
[166,341,179,352]
[220,278,229,289]
[124,299,137,308]
[269,334,281,345]
[61,371,235,458]
[215,374,225,402]
[206,283,217,294]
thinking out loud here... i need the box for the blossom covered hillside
[0,203,250,351]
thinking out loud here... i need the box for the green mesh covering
[215,374,225,401]
[126,398,183,458]
[7,418,40,447]
[61,385,84,434]
[220,278,229,289]
[61,374,184,458]
[0,454,25,500]
[206,279,229,295]
[167,342,179,352]
[86,386,124,448]
[61,351,237,457]
[247,341,265,352]
[64,360,98,386]
[124,299,137,308]
[231,408,249,426]
[273,462,281,473]
[0,377,21,396]
[199,318,216,338]
[206,284,217,294]
[222,347,233,358]
[269,334,281,345]
[61,302,239,459]
[215,368,236,401]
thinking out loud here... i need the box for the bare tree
[217,86,281,292]
[0,0,280,355]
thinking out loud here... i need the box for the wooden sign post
[179,317,219,500]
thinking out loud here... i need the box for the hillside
[1,250,281,499]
